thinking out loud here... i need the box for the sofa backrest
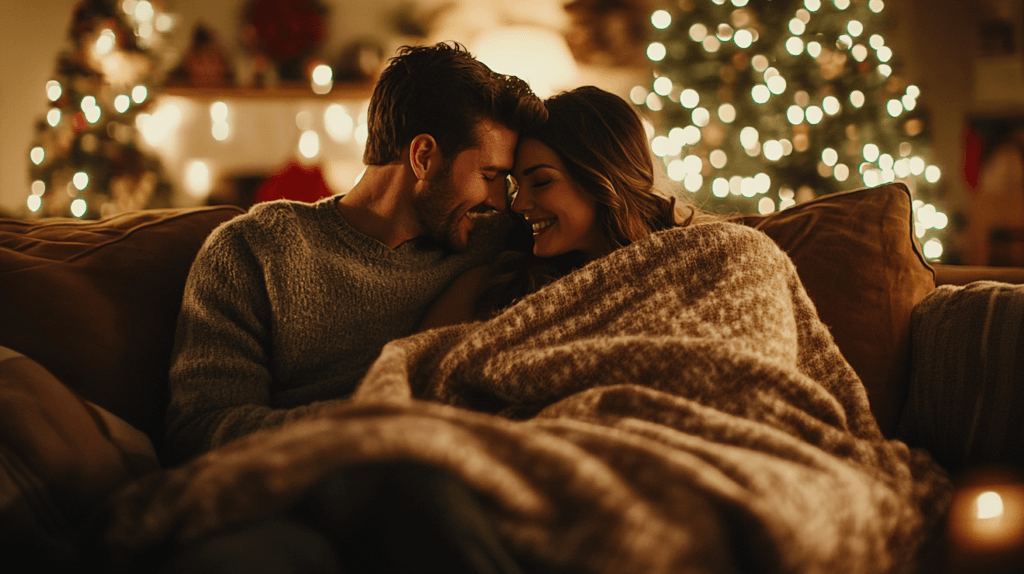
[0,205,245,448]
[0,183,934,447]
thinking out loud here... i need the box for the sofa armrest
[932,264,1024,286]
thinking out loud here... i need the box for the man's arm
[163,223,325,463]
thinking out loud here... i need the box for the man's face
[414,119,518,251]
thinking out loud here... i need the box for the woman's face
[511,138,609,260]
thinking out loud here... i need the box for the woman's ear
[409,134,440,181]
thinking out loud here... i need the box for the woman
[421,85,716,329]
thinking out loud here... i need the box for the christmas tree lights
[26,0,173,219]
[638,0,948,259]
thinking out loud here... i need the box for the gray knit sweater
[165,196,510,462]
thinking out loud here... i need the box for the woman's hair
[363,42,547,166]
[473,86,715,316]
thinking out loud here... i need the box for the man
[164,43,547,464]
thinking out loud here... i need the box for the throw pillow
[897,281,1024,473]
[740,183,935,437]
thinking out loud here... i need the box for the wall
[0,0,989,222]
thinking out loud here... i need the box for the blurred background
[2,0,1023,266]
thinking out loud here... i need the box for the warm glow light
[651,10,672,30]
[46,80,62,101]
[822,148,839,166]
[823,96,841,115]
[710,149,727,168]
[135,0,154,21]
[751,54,769,71]
[96,29,116,56]
[212,122,229,141]
[786,37,804,55]
[27,195,42,212]
[863,143,880,162]
[925,165,941,183]
[848,21,864,37]
[311,64,333,94]
[734,29,753,48]
[629,86,647,105]
[805,0,822,11]
[887,99,904,117]
[138,102,181,147]
[712,177,729,198]
[325,104,353,142]
[474,27,578,98]
[653,76,673,96]
[114,94,131,113]
[805,105,823,124]
[752,84,771,104]
[299,130,320,158]
[923,239,943,259]
[690,23,708,42]
[717,24,734,41]
[718,103,736,123]
[46,109,61,127]
[680,88,699,108]
[132,85,148,103]
[835,0,851,8]
[806,41,822,58]
[30,146,45,165]
[684,173,703,192]
[869,0,884,13]
[789,19,806,35]
[73,171,89,190]
[210,101,229,122]
[764,140,784,161]
[767,75,787,95]
[647,42,667,61]
[787,105,804,125]
[31,180,45,196]
[646,93,663,111]
[835,164,850,181]
[70,198,88,218]
[185,160,212,198]
[740,126,759,149]
[877,46,893,62]
[692,107,710,127]
[852,44,868,62]
[850,90,865,108]
[758,197,775,214]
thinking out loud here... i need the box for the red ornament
[73,111,87,132]
[244,0,327,63]
[253,161,334,204]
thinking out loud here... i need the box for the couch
[1,182,1022,572]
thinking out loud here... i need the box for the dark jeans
[158,461,522,574]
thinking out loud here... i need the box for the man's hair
[363,42,547,166]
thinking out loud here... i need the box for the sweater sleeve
[163,222,337,463]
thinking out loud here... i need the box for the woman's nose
[511,188,531,213]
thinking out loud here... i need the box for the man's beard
[414,161,469,251]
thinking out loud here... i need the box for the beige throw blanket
[106,222,951,573]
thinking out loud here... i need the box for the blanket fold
[105,222,951,574]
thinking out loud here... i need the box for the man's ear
[409,134,441,181]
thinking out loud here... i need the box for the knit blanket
[105,222,951,573]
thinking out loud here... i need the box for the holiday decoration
[241,0,329,82]
[638,0,949,260]
[26,0,173,218]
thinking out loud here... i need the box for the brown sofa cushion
[741,183,935,436]
[0,206,244,447]
[0,351,158,563]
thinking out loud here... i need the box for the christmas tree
[26,0,174,219]
[636,0,948,259]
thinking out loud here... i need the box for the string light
[647,42,667,61]
[651,10,672,30]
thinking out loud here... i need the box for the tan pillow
[740,183,935,436]
[0,206,244,446]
